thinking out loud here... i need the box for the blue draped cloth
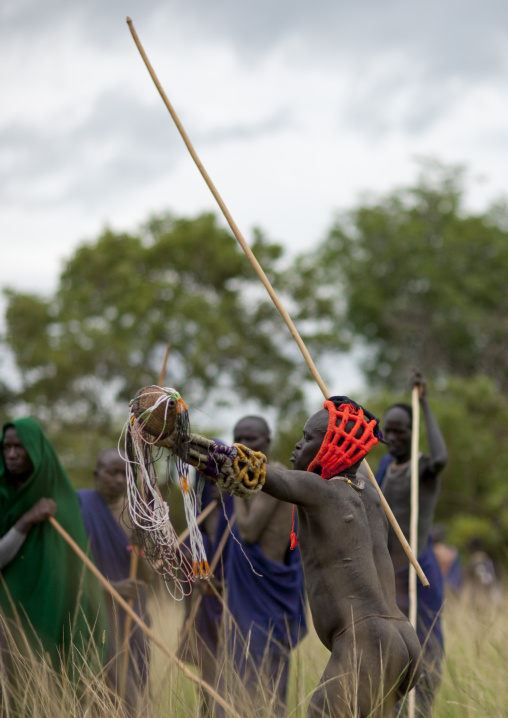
[226,523,307,658]
[194,482,234,655]
[376,457,444,650]
[78,489,150,682]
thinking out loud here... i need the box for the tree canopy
[3,212,315,431]
[290,160,508,392]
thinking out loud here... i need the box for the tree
[2,211,314,435]
[290,160,508,392]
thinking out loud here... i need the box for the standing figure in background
[465,537,502,606]
[225,416,307,716]
[376,371,447,716]
[179,472,234,717]
[431,524,463,596]
[79,448,153,715]
[0,419,106,672]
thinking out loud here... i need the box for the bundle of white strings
[120,390,211,598]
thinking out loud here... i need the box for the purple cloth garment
[78,489,150,683]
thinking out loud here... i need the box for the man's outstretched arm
[263,463,327,507]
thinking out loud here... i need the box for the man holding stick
[165,397,421,717]
[376,371,447,716]
[0,419,106,670]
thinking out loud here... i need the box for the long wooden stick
[177,499,218,547]
[177,516,235,654]
[125,17,428,588]
[49,517,240,718]
[118,545,139,702]
[408,387,420,718]
[158,343,171,386]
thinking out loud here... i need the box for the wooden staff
[118,544,139,702]
[125,17,429,588]
[158,343,171,386]
[177,516,235,653]
[177,499,218,547]
[49,517,240,718]
[407,386,420,718]
[118,341,174,699]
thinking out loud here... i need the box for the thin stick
[177,516,235,654]
[407,386,420,718]
[158,343,171,386]
[125,17,428,588]
[177,499,218,547]
[49,517,240,718]
[118,545,139,702]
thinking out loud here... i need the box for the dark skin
[2,427,57,535]
[263,410,421,718]
[382,370,447,568]
[94,449,147,600]
[233,416,293,564]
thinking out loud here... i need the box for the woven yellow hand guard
[159,433,266,499]
[232,443,267,490]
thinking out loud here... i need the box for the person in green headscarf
[0,418,106,670]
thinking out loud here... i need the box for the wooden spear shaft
[48,517,241,718]
[177,516,235,654]
[125,17,429,589]
[177,499,218,547]
[407,386,420,718]
[119,341,174,699]
[158,343,171,386]
[118,545,139,703]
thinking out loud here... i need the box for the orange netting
[307,398,381,479]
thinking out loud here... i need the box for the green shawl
[0,418,106,668]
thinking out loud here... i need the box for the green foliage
[291,159,508,391]
[2,212,311,430]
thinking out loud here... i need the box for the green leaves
[2,212,312,430]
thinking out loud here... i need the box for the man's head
[94,448,127,502]
[233,416,271,456]
[291,397,382,478]
[2,426,34,476]
[383,404,412,461]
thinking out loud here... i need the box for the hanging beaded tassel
[121,385,212,599]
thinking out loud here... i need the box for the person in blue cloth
[225,416,307,716]
[78,448,153,715]
[179,467,234,717]
[376,370,447,717]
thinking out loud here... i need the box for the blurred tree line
[2,160,508,561]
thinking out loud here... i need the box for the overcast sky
[2,0,508,422]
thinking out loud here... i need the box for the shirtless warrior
[167,396,421,717]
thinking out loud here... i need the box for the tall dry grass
[1,587,507,717]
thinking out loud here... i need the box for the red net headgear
[307,396,382,479]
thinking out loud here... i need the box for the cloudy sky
[2,0,508,418]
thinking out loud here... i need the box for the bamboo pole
[125,17,428,588]
[407,386,420,718]
[48,517,240,718]
[177,499,218,547]
[158,343,171,386]
[177,516,235,654]
[118,545,139,702]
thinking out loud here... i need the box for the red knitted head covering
[307,396,382,479]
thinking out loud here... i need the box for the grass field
[1,587,507,717]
